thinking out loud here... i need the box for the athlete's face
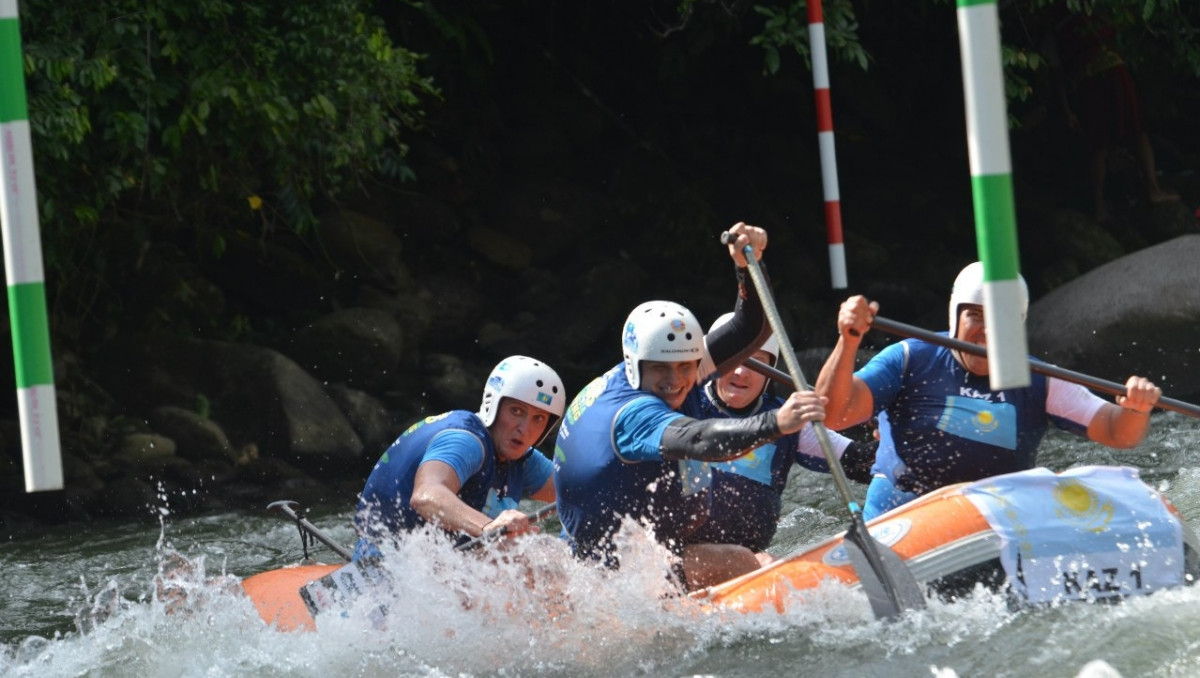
[955,304,989,376]
[489,397,553,461]
[714,350,773,409]
[639,360,700,410]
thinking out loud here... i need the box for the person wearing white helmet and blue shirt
[353,355,566,557]
[553,223,830,591]
[816,261,1162,520]
[686,313,875,559]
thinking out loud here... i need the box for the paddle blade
[842,518,927,620]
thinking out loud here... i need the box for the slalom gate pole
[955,0,1030,390]
[807,0,848,290]
[1,0,64,492]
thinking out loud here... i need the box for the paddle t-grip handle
[722,230,864,336]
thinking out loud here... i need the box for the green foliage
[691,0,1197,118]
[20,0,438,341]
[749,0,869,74]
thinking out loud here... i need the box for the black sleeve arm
[660,412,782,462]
[704,264,771,378]
[840,440,877,485]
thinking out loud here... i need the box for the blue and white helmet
[948,261,1029,338]
[478,355,565,444]
[708,312,779,365]
[621,301,705,389]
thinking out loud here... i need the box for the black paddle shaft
[870,316,1200,419]
[454,503,559,552]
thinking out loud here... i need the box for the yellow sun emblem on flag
[973,408,999,432]
[1054,480,1114,533]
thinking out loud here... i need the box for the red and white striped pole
[808,0,847,289]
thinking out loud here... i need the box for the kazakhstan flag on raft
[961,466,1184,603]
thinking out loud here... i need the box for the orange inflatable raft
[241,563,342,631]
[694,467,1200,613]
[241,466,1200,630]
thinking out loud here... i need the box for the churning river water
[3,412,1200,678]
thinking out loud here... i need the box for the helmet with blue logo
[478,355,565,444]
[948,261,1029,338]
[621,301,705,389]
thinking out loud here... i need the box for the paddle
[722,232,926,619]
[267,500,353,562]
[868,316,1200,419]
[454,503,559,552]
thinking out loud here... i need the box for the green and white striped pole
[956,0,1030,391]
[1,0,63,492]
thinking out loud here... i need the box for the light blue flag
[711,442,776,486]
[961,466,1184,603]
[937,396,1017,450]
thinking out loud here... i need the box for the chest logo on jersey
[565,374,609,425]
[937,396,1017,450]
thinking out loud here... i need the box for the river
[3,412,1200,678]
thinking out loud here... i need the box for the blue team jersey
[858,338,1090,494]
[354,410,553,544]
[687,380,852,551]
[552,365,709,562]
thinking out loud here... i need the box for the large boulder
[283,307,405,393]
[1027,235,1200,399]
[95,335,363,477]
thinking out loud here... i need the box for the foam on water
[5,413,1200,677]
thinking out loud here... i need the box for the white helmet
[478,355,566,444]
[708,312,779,365]
[621,301,705,389]
[948,261,1029,338]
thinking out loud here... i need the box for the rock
[316,209,410,290]
[93,477,158,517]
[115,433,177,464]
[284,307,405,393]
[464,226,532,270]
[325,384,404,458]
[148,406,238,464]
[1028,234,1200,399]
[425,354,482,411]
[94,336,364,477]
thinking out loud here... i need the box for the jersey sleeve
[792,422,852,472]
[422,429,488,486]
[855,340,909,413]
[1046,377,1107,436]
[613,396,687,463]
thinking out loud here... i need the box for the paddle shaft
[268,500,353,562]
[723,232,923,618]
[744,356,794,389]
[725,242,857,505]
[870,316,1200,419]
[454,503,558,552]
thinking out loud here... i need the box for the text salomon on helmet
[622,301,705,389]
[708,312,779,366]
[478,355,566,444]
[948,261,1029,338]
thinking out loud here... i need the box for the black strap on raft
[293,505,314,560]
[267,500,353,562]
